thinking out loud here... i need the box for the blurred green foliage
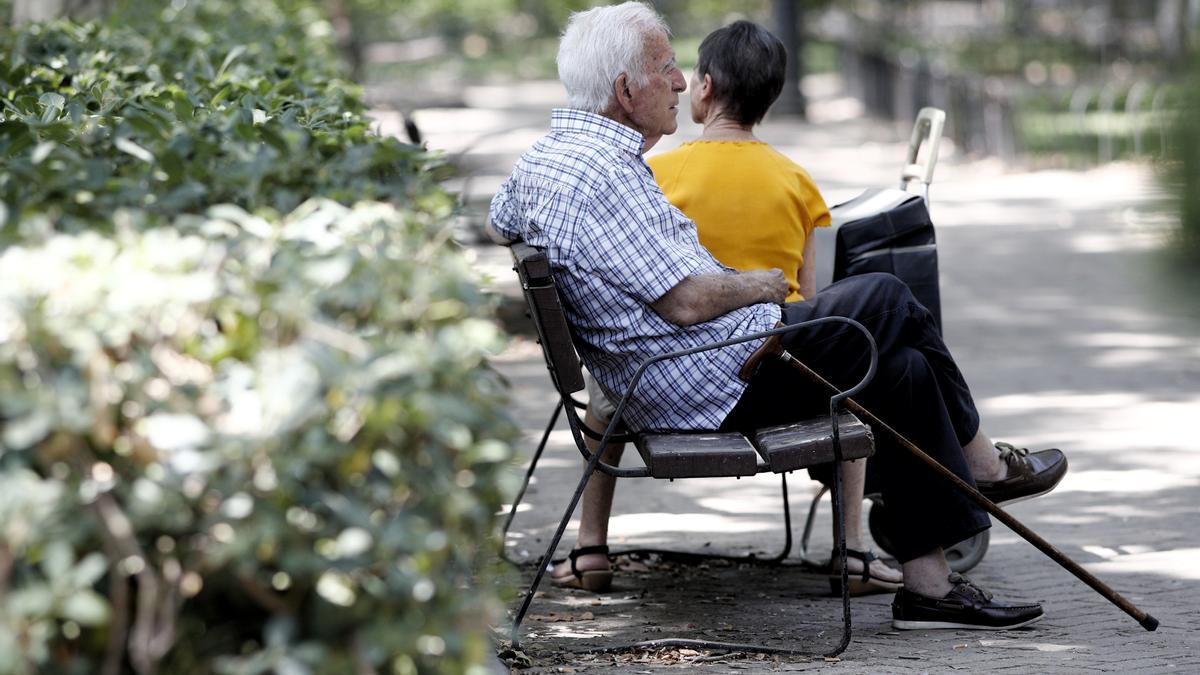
[352,0,773,44]
[0,201,516,675]
[1162,51,1200,260]
[0,0,449,234]
[353,0,838,106]
[1016,89,1174,168]
[0,1,517,673]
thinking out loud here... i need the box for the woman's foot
[549,545,613,592]
[829,548,903,596]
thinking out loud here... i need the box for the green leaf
[173,91,195,121]
[115,137,155,163]
[67,101,84,125]
[126,110,167,139]
[2,409,52,450]
[38,92,66,124]
[60,591,111,626]
[42,541,75,581]
[31,141,55,165]
[71,553,110,587]
[217,45,247,79]
[211,84,232,107]
[7,586,55,618]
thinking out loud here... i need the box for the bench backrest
[510,243,586,395]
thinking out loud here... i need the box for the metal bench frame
[503,242,883,657]
[500,395,845,568]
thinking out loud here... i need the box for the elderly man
[488,1,1065,631]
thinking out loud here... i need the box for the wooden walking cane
[759,338,1159,632]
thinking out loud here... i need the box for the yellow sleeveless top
[648,141,830,302]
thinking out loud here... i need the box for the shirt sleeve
[576,166,712,304]
[488,175,524,242]
[798,168,831,231]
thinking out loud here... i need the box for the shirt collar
[550,108,645,156]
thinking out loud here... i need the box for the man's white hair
[557,2,671,113]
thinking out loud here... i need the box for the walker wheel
[867,496,990,573]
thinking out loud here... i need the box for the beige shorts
[584,371,617,421]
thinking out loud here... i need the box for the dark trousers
[721,273,989,562]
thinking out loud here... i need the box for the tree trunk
[773,0,807,118]
[1158,0,1191,68]
[325,0,365,82]
[13,0,109,25]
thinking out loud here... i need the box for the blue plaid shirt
[490,109,781,431]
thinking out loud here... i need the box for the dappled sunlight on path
[1085,548,1200,582]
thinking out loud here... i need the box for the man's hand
[651,268,787,326]
[745,268,790,304]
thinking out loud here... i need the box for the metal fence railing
[835,42,1179,164]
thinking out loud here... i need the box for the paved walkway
[375,74,1200,673]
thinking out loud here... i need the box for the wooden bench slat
[513,242,552,283]
[525,285,585,393]
[752,413,874,473]
[635,432,759,479]
[512,243,586,395]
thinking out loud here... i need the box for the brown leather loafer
[976,443,1067,505]
[892,574,1044,630]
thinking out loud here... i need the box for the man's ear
[613,73,636,114]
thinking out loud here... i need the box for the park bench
[502,241,882,657]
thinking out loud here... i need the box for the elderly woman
[647,19,901,593]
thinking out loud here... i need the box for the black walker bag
[831,190,942,332]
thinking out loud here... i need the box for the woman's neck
[698,115,758,142]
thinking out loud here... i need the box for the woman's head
[693,20,787,127]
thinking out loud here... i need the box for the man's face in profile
[625,29,686,149]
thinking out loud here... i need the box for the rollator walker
[807,107,989,571]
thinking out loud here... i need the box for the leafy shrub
[0,201,516,674]
[0,2,447,237]
[0,2,516,674]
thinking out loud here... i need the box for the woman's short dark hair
[696,20,788,126]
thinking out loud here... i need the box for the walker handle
[900,107,946,201]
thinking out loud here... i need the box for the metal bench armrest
[598,317,879,457]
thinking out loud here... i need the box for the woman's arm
[798,234,817,300]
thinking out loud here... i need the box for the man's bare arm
[651,268,788,326]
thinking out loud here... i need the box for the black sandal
[549,545,614,592]
[828,548,903,596]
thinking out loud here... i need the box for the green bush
[0,201,516,674]
[0,2,447,236]
[0,3,516,674]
